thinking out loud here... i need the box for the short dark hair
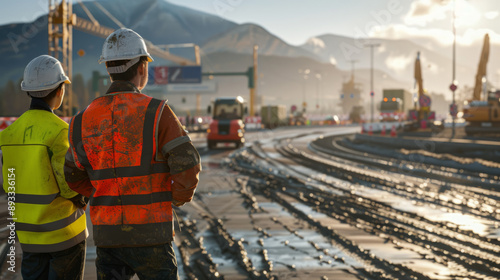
[106,56,148,81]
[44,83,64,102]
[28,82,63,100]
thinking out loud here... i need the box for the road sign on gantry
[168,66,202,84]
[155,66,169,85]
[148,66,202,85]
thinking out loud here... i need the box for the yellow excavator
[463,34,500,136]
[406,52,435,130]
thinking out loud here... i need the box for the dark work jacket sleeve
[158,104,201,203]
[64,148,93,198]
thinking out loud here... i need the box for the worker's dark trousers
[21,240,86,280]
[96,243,179,280]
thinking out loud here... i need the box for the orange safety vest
[69,91,173,247]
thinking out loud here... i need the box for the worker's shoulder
[150,96,167,106]
[0,111,68,146]
[25,111,69,143]
[0,113,28,144]
[31,110,69,130]
[160,102,180,119]
[115,92,165,107]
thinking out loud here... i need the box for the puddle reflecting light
[439,213,488,235]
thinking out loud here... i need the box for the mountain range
[0,0,496,117]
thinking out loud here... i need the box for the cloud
[370,24,500,47]
[459,28,500,46]
[370,24,453,45]
[377,44,387,53]
[385,54,413,71]
[484,11,499,20]
[421,54,439,74]
[329,55,337,65]
[404,0,480,27]
[306,37,326,49]
[405,0,449,26]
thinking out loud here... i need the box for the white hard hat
[21,55,71,97]
[99,28,153,73]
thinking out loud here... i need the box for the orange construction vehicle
[379,89,407,122]
[463,34,500,135]
[207,96,246,149]
[406,52,435,130]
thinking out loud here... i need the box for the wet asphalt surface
[176,126,499,280]
[1,126,499,279]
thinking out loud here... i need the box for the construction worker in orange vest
[1,55,88,279]
[64,28,201,279]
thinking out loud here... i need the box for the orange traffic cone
[381,124,386,136]
[390,125,397,137]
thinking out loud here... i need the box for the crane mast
[48,0,74,116]
[48,0,198,116]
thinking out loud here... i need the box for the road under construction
[2,125,500,279]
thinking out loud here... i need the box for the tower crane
[48,0,200,116]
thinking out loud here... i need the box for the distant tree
[86,79,97,102]
[72,73,90,110]
[4,80,16,93]
[15,78,30,114]
[85,76,108,101]
[2,80,21,116]
[0,85,5,116]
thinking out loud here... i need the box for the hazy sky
[2,0,500,46]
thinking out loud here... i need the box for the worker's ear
[138,61,146,76]
[57,84,65,97]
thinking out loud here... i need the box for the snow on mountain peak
[306,37,326,49]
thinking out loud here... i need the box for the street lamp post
[451,0,457,138]
[299,69,310,111]
[315,72,322,112]
[365,43,380,123]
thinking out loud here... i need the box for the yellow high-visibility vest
[0,109,87,253]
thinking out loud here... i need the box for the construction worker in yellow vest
[0,55,88,280]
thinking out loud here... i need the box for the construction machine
[260,105,288,129]
[406,52,435,130]
[463,34,500,135]
[379,89,407,122]
[207,97,246,149]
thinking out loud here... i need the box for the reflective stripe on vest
[20,230,87,253]
[69,93,173,246]
[0,110,88,252]
[71,96,169,180]
[16,208,86,232]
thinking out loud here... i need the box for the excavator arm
[414,52,424,99]
[472,34,489,101]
